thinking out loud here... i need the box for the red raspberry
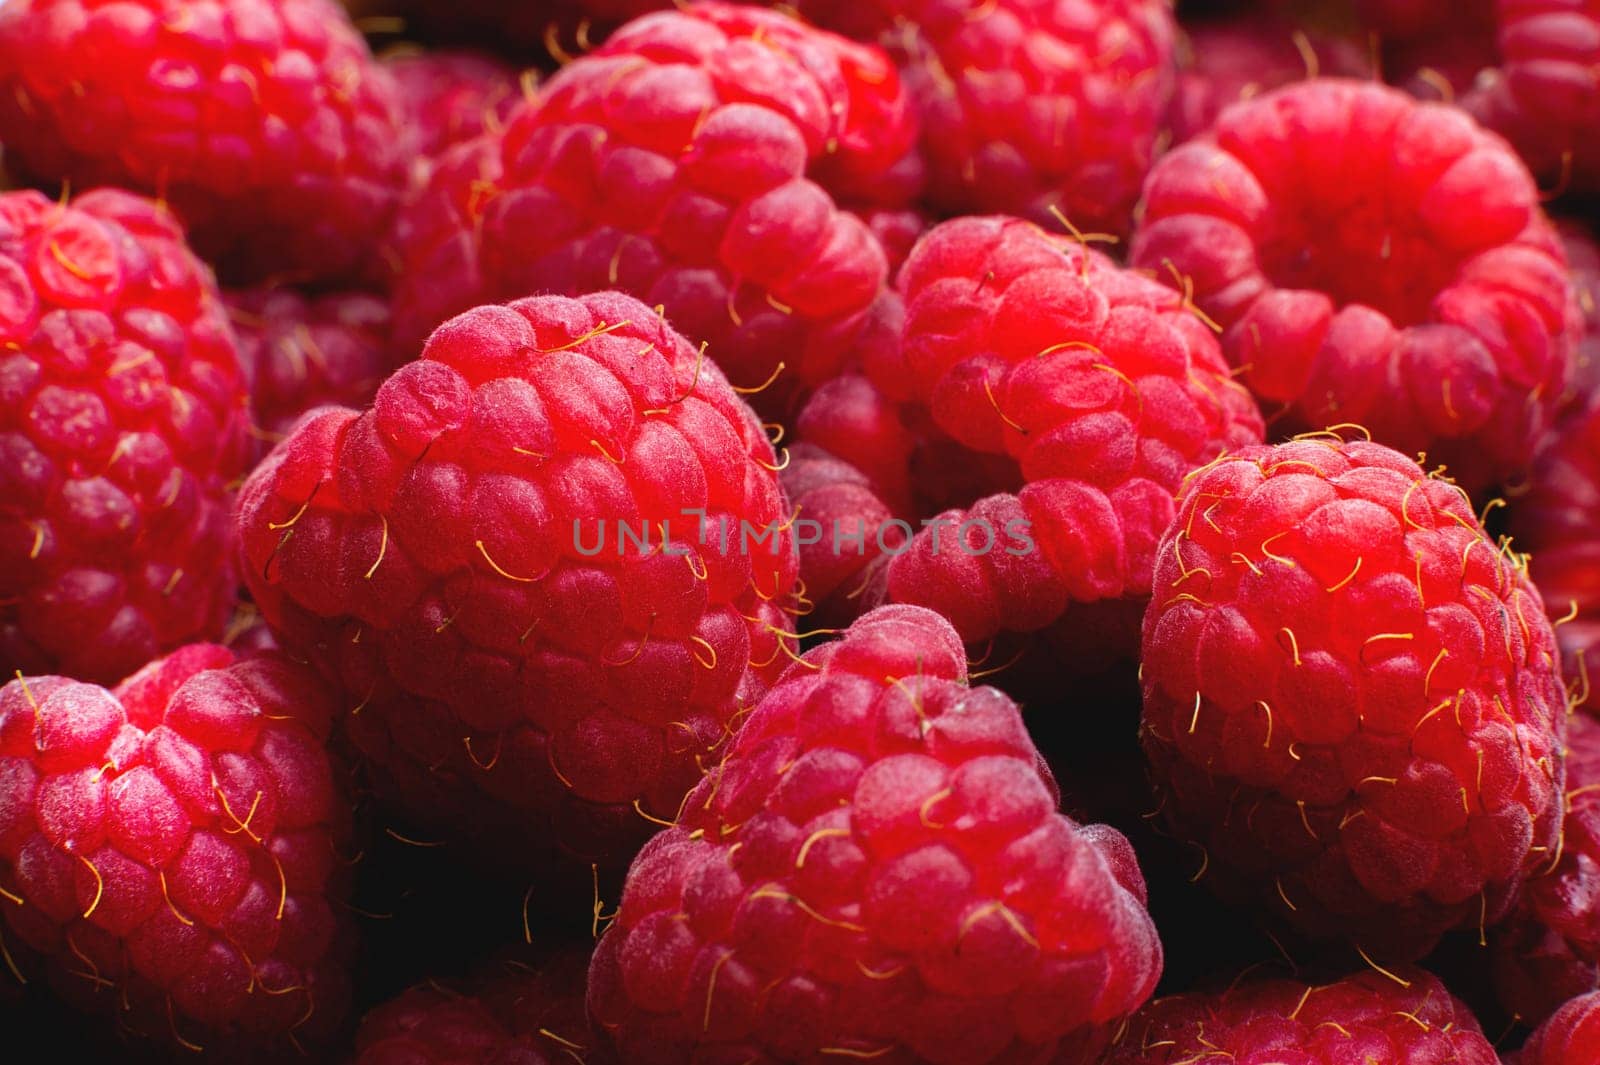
[1104,966,1498,1064]
[0,644,355,1058]
[1492,710,1600,1025]
[838,216,1263,661]
[1466,1,1600,196]
[0,0,409,285]
[1132,78,1573,493]
[587,605,1163,1065]
[1516,989,1600,1064]
[225,286,390,452]
[1141,437,1568,959]
[1508,394,1600,712]
[1560,219,1600,402]
[355,950,590,1065]
[238,291,797,867]
[387,3,912,416]
[1353,0,1496,42]
[1170,19,1372,144]
[854,207,929,278]
[0,189,249,684]
[384,48,521,164]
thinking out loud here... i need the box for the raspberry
[0,644,355,1057]
[0,189,249,684]
[854,206,929,278]
[1516,989,1600,1064]
[356,950,590,1065]
[1508,393,1600,712]
[238,291,797,867]
[836,216,1263,661]
[386,3,912,416]
[385,48,521,164]
[1465,1,1600,196]
[1170,19,1372,144]
[1131,78,1573,493]
[1103,966,1498,1064]
[225,286,391,452]
[1141,436,1568,959]
[1560,220,1600,401]
[0,0,409,285]
[1492,710,1600,1025]
[586,605,1163,1065]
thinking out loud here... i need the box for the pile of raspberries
[5,0,1600,1061]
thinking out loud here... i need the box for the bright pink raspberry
[1104,966,1498,1064]
[387,3,914,417]
[1142,437,1568,959]
[587,605,1163,1065]
[1132,78,1573,493]
[0,644,355,1057]
[1466,0,1600,196]
[238,291,796,867]
[1516,989,1600,1064]
[0,189,249,684]
[828,216,1263,663]
[225,287,390,451]
[384,48,521,164]
[0,0,409,285]
[1492,710,1600,1025]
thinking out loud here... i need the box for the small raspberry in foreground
[1104,966,1498,1064]
[0,645,355,1058]
[0,189,249,684]
[1516,989,1600,1064]
[1133,78,1572,493]
[0,0,409,285]
[587,604,1163,1065]
[1493,710,1600,1024]
[1141,436,1567,959]
[239,291,796,868]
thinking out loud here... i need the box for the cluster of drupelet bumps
[2,0,1600,1061]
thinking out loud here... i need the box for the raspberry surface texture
[1560,219,1600,401]
[587,604,1163,1065]
[225,286,391,450]
[1493,709,1600,1024]
[1103,966,1499,1064]
[1516,989,1600,1064]
[843,215,1263,658]
[0,0,409,284]
[385,48,520,164]
[0,189,249,684]
[238,291,797,867]
[1132,78,1572,493]
[387,2,910,416]
[0,644,354,1057]
[1141,437,1567,958]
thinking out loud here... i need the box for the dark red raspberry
[1560,219,1600,402]
[1492,710,1600,1025]
[387,3,913,416]
[355,949,590,1065]
[0,644,355,1058]
[1132,78,1573,493]
[832,216,1263,663]
[1142,436,1568,959]
[0,0,409,285]
[1104,966,1498,1064]
[1516,989,1600,1064]
[239,291,797,868]
[587,605,1163,1065]
[1465,0,1600,196]
[225,286,390,452]
[384,48,521,164]
[0,189,249,684]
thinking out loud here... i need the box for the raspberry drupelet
[238,291,797,869]
[387,2,913,418]
[1104,966,1499,1064]
[0,189,249,684]
[0,0,409,285]
[1141,436,1568,959]
[0,644,355,1058]
[1132,78,1573,494]
[1516,989,1600,1064]
[587,605,1163,1065]
[384,48,521,165]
